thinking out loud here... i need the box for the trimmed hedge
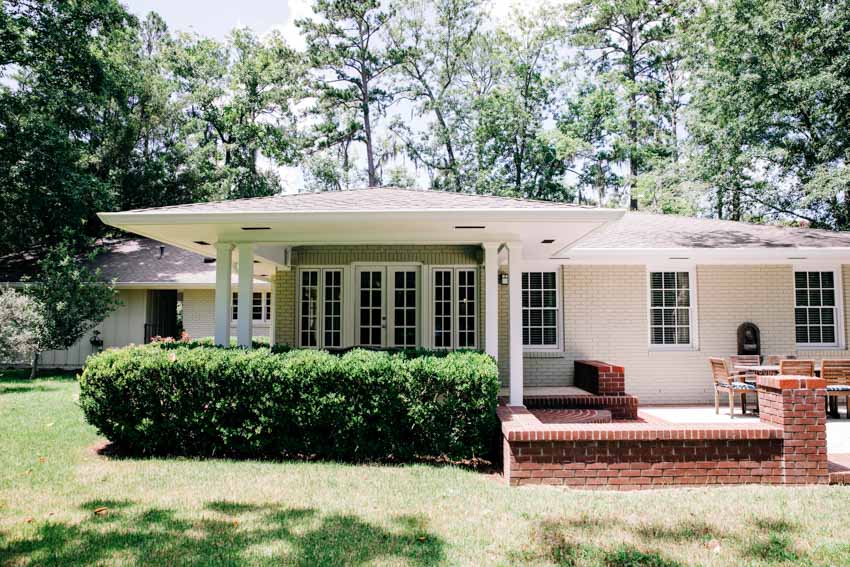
[79,345,499,461]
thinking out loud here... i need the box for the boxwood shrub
[79,345,499,462]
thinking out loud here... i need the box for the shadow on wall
[0,499,445,566]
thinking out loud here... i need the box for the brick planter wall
[500,375,830,489]
[574,360,625,395]
[756,375,829,485]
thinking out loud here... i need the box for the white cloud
[262,0,313,51]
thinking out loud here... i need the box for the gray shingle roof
[574,212,850,249]
[87,239,218,284]
[0,239,231,285]
[120,186,586,214]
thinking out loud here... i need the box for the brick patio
[500,361,833,489]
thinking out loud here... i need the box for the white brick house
[89,187,850,404]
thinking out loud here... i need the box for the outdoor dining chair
[709,357,757,418]
[821,359,850,418]
[764,355,797,365]
[730,355,760,375]
[779,359,815,376]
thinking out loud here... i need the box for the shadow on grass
[0,370,78,395]
[517,512,810,566]
[0,499,445,566]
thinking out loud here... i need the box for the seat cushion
[718,382,756,390]
[827,385,850,391]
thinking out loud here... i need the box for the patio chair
[821,359,850,418]
[709,357,757,418]
[764,354,796,365]
[730,354,760,375]
[779,359,815,376]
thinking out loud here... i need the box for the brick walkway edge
[500,375,829,489]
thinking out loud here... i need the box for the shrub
[79,345,499,462]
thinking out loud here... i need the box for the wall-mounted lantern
[499,273,510,286]
[89,330,104,353]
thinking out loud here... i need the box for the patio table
[733,364,821,377]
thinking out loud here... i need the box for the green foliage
[686,0,850,228]
[23,244,119,354]
[298,0,399,187]
[0,288,44,363]
[0,0,134,255]
[79,345,499,461]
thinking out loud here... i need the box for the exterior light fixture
[500,274,509,285]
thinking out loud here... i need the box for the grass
[1,371,849,566]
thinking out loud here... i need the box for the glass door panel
[356,268,385,346]
[390,269,418,348]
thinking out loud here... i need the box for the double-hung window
[522,272,559,348]
[648,270,695,348]
[431,268,477,349]
[298,268,343,348]
[795,270,842,347]
[232,292,272,321]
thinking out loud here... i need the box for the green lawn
[1,373,849,566]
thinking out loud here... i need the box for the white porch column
[214,243,233,346]
[507,241,524,406]
[482,242,499,360]
[236,243,254,348]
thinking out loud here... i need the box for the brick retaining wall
[500,374,830,489]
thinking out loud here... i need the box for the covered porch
[98,187,624,407]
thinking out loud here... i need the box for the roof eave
[97,207,625,228]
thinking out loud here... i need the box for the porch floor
[640,404,850,461]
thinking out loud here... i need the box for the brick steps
[522,394,639,420]
[530,409,612,424]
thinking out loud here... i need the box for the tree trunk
[361,75,378,187]
[30,352,40,379]
[433,106,459,191]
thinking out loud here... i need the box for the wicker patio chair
[709,357,757,418]
[779,359,815,377]
[821,359,850,418]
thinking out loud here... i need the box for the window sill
[523,350,565,358]
[796,344,846,351]
[648,345,697,353]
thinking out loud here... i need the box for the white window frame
[793,265,845,350]
[232,290,272,322]
[646,265,699,352]
[296,267,345,348]
[429,266,479,350]
[521,270,562,352]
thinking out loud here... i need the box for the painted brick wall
[498,264,850,403]
[182,288,271,340]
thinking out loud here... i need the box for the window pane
[323,270,342,348]
[522,271,557,346]
[252,292,263,320]
[300,271,319,347]
[648,271,693,347]
[433,270,452,348]
[795,271,839,345]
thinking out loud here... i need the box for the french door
[355,266,419,348]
